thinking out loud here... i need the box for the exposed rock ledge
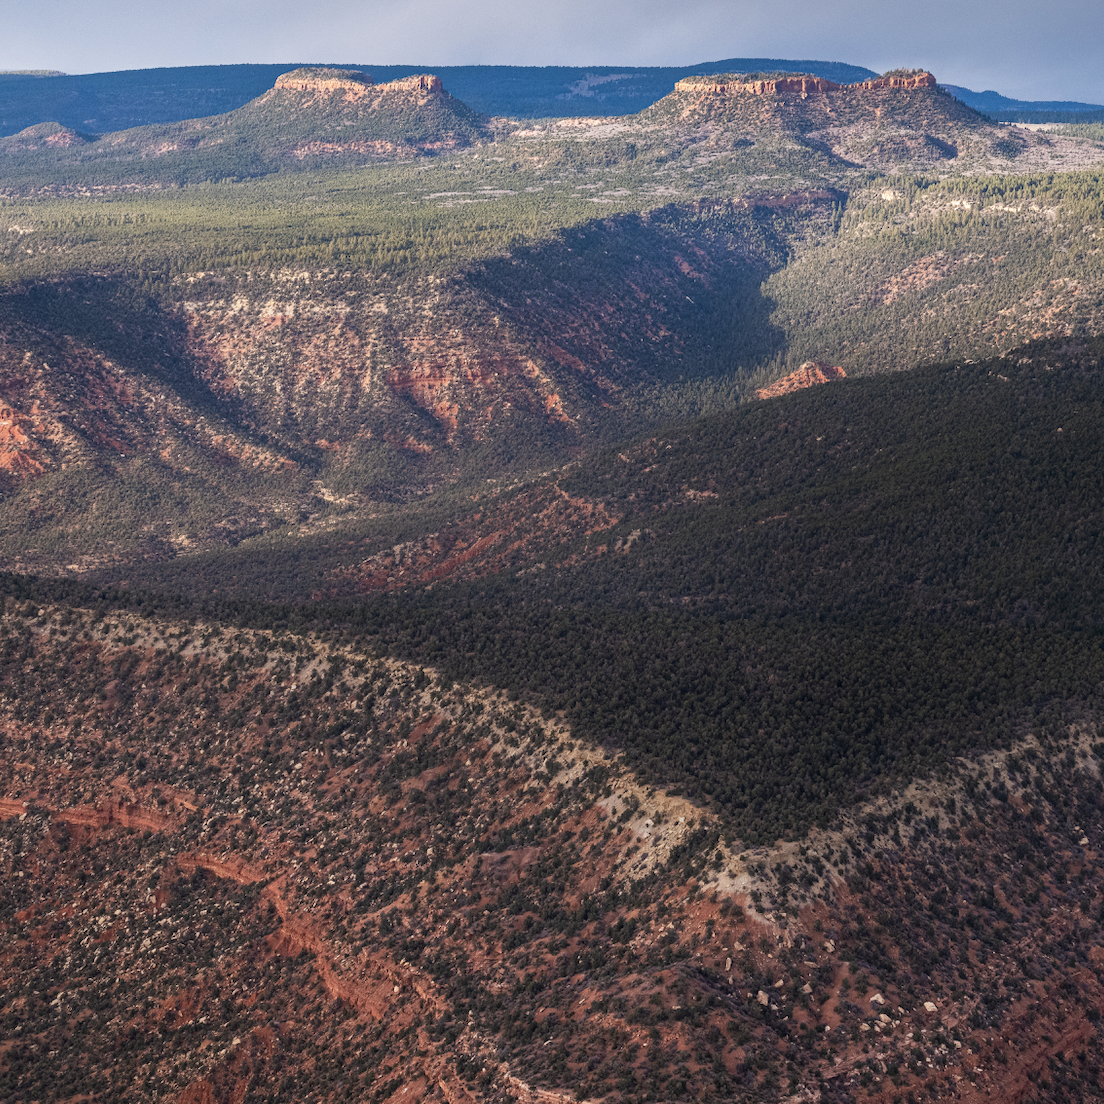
[274,68,443,96]
[857,71,938,91]
[756,360,847,400]
[675,71,937,96]
[274,68,374,93]
[381,74,444,94]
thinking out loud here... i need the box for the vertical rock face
[672,70,937,98]
[379,74,444,95]
[856,71,939,91]
[272,68,376,95]
[270,70,444,100]
[674,75,843,96]
[662,68,958,138]
[755,360,846,400]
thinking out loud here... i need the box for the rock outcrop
[0,121,88,152]
[673,70,937,97]
[0,400,50,477]
[856,70,938,91]
[756,360,846,400]
[674,74,842,96]
[271,69,444,100]
[381,74,444,95]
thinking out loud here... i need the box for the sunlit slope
[4,596,1104,1102]
[0,195,819,572]
[0,66,1101,580]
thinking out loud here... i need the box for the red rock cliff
[756,360,846,400]
[674,71,937,97]
[273,69,375,94]
[675,75,841,96]
[854,71,938,91]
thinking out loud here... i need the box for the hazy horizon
[5,0,1104,104]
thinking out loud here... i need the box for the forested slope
[340,341,1104,842]
[4,599,1104,1103]
[2,161,1103,576]
[0,62,1101,850]
[3,54,1104,1104]
[47,338,1102,846]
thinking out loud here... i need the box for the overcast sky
[4,0,1104,103]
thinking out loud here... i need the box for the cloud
[2,0,1102,103]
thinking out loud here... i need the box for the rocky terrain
[3,160,1104,577]
[0,193,818,569]
[2,598,1104,1102]
[0,59,1103,1103]
[754,361,846,400]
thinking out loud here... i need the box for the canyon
[1,59,1104,1103]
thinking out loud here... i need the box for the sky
[3,0,1104,104]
